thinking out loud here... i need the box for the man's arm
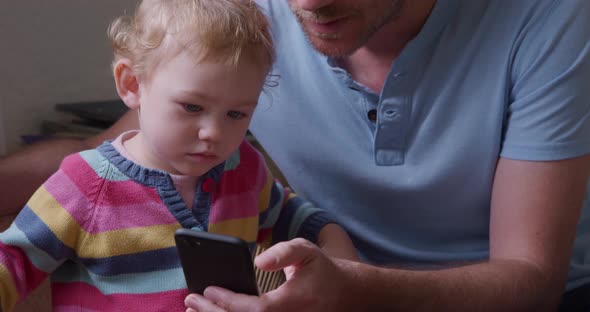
[0,110,137,216]
[353,155,589,311]
[316,223,359,261]
[186,155,590,311]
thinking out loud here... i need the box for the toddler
[0,0,357,311]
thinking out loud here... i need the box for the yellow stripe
[257,166,273,214]
[28,187,180,258]
[287,191,297,200]
[208,217,259,243]
[80,224,180,258]
[0,263,18,312]
[28,187,84,249]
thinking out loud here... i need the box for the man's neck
[341,0,436,93]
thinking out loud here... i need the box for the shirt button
[383,109,399,119]
[367,109,377,123]
[202,178,215,193]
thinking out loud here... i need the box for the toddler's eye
[183,104,202,113]
[228,111,246,120]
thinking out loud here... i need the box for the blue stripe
[52,261,187,294]
[223,148,240,171]
[9,207,185,277]
[79,149,130,182]
[79,246,181,276]
[294,211,333,244]
[288,205,323,240]
[14,206,76,262]
[0,222,60,273]
[259,183,284,229]
[272,195,303,243]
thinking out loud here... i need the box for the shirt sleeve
[0,154,94,311]
[501,0,590,161]
[255,162,336,247]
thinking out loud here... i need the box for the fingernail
[257,253,278,266]
[185,294,200,305]
[203,287,217,297]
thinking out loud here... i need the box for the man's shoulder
[438,0,589,62]
[452,0,587,31]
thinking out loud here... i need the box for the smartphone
[174,228,259,296]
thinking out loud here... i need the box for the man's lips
[303,16,349,36]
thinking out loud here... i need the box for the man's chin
[306,35,358,58]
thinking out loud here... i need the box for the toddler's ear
[114,59,141,110]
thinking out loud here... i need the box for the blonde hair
[108,0,274,82]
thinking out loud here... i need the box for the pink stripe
[0,241,48,297]
[57,307,101,312]
[91,201,179,232]
[58,153,106,195]
[208,141,268,223]
[216,141,267,194]
[209,192,259,222]
[52,282,188,311]
[59,154,162,206]
[43,169,93,222]
[45,159,177,233]
[96,180,163,206]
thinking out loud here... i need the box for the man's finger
[255,238,319,271]
[185,293,226,312]
[203,286,262,311]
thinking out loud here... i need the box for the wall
[0,102,5,155]
[0,0,138,155]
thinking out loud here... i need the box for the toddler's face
[134,52,268,176]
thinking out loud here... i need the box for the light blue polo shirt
[252,0,590,290]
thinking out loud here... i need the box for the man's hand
[184,238,357,312]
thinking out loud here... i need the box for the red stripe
[213,141,267,196]
[208,141,268,223]
[256,228,272,243]
[52,282,188,311]
[0,240,48,297]
[209,193,260,222]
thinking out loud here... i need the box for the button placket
[367,109,377,123]
[373,70,411,166]
[383,108,399,120]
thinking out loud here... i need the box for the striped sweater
[0,139,332,311]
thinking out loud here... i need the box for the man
[183,0,590,311]
[2,0,590,311]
